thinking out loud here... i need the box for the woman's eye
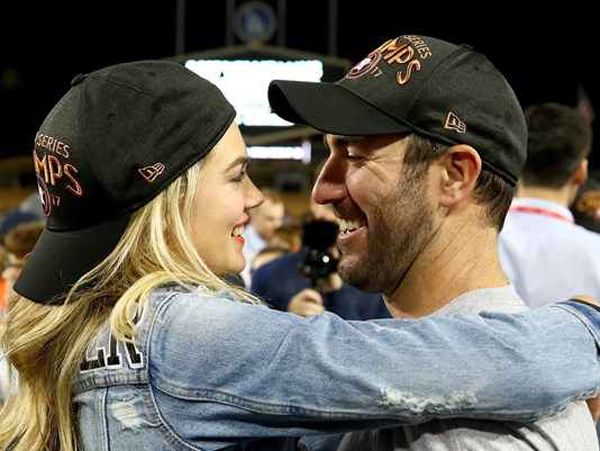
[232,170,246,182]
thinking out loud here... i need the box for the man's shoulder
[436,286,526,316]
[337,428,395,451]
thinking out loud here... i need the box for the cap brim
[268,80,411,136]
[13,215,130,304]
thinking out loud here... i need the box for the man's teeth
[338,219,364,234]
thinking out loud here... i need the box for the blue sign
[233,1,277,43]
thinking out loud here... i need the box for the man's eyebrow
[325,135,366,147]
[225,156,249,171]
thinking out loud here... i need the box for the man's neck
[517,184,574,207]
[383,216,509,318]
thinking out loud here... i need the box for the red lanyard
[509,205,574,223]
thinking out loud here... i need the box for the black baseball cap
[14,61,236,304]
[269,35,527,185]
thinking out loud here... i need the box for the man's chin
[338,256,375,291]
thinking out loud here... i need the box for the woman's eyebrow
[225,156,248,171]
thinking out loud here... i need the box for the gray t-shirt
[337,286,598,451]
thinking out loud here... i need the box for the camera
[298,220,339,289]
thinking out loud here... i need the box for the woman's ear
[436,145,482,209]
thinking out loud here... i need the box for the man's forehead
[325,133,410,144]
[325,134,410,155]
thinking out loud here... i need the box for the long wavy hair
[0,160,260,450]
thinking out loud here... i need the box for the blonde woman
[1,61,599,451]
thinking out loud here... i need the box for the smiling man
[268,35,598,450]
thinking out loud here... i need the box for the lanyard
[509,205,573,223]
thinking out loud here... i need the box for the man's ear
[436,145,482,209]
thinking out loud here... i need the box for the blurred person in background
[249,245,291,274]
[240,188,285,287]
[267,223,302,253]
[572,170,600,233]
[1,221,44,311]
[0,221,43,403]
[499,103,600,308]
[0,210,40,238]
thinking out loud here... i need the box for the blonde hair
[0,161,260,451]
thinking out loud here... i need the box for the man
[241,188,285,287]
[499,103,600,307]
[268,35,597,449]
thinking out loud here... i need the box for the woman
[0,61,598,451]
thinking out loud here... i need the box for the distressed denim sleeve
[148,291,600,443]
[552,300,600,347]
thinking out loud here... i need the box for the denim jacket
[73,287,600,450]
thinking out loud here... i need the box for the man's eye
[346,152,364,161]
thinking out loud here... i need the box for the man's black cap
[269,35,527,185]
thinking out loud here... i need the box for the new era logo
[444,112,467,134]
[138,163,165,183]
